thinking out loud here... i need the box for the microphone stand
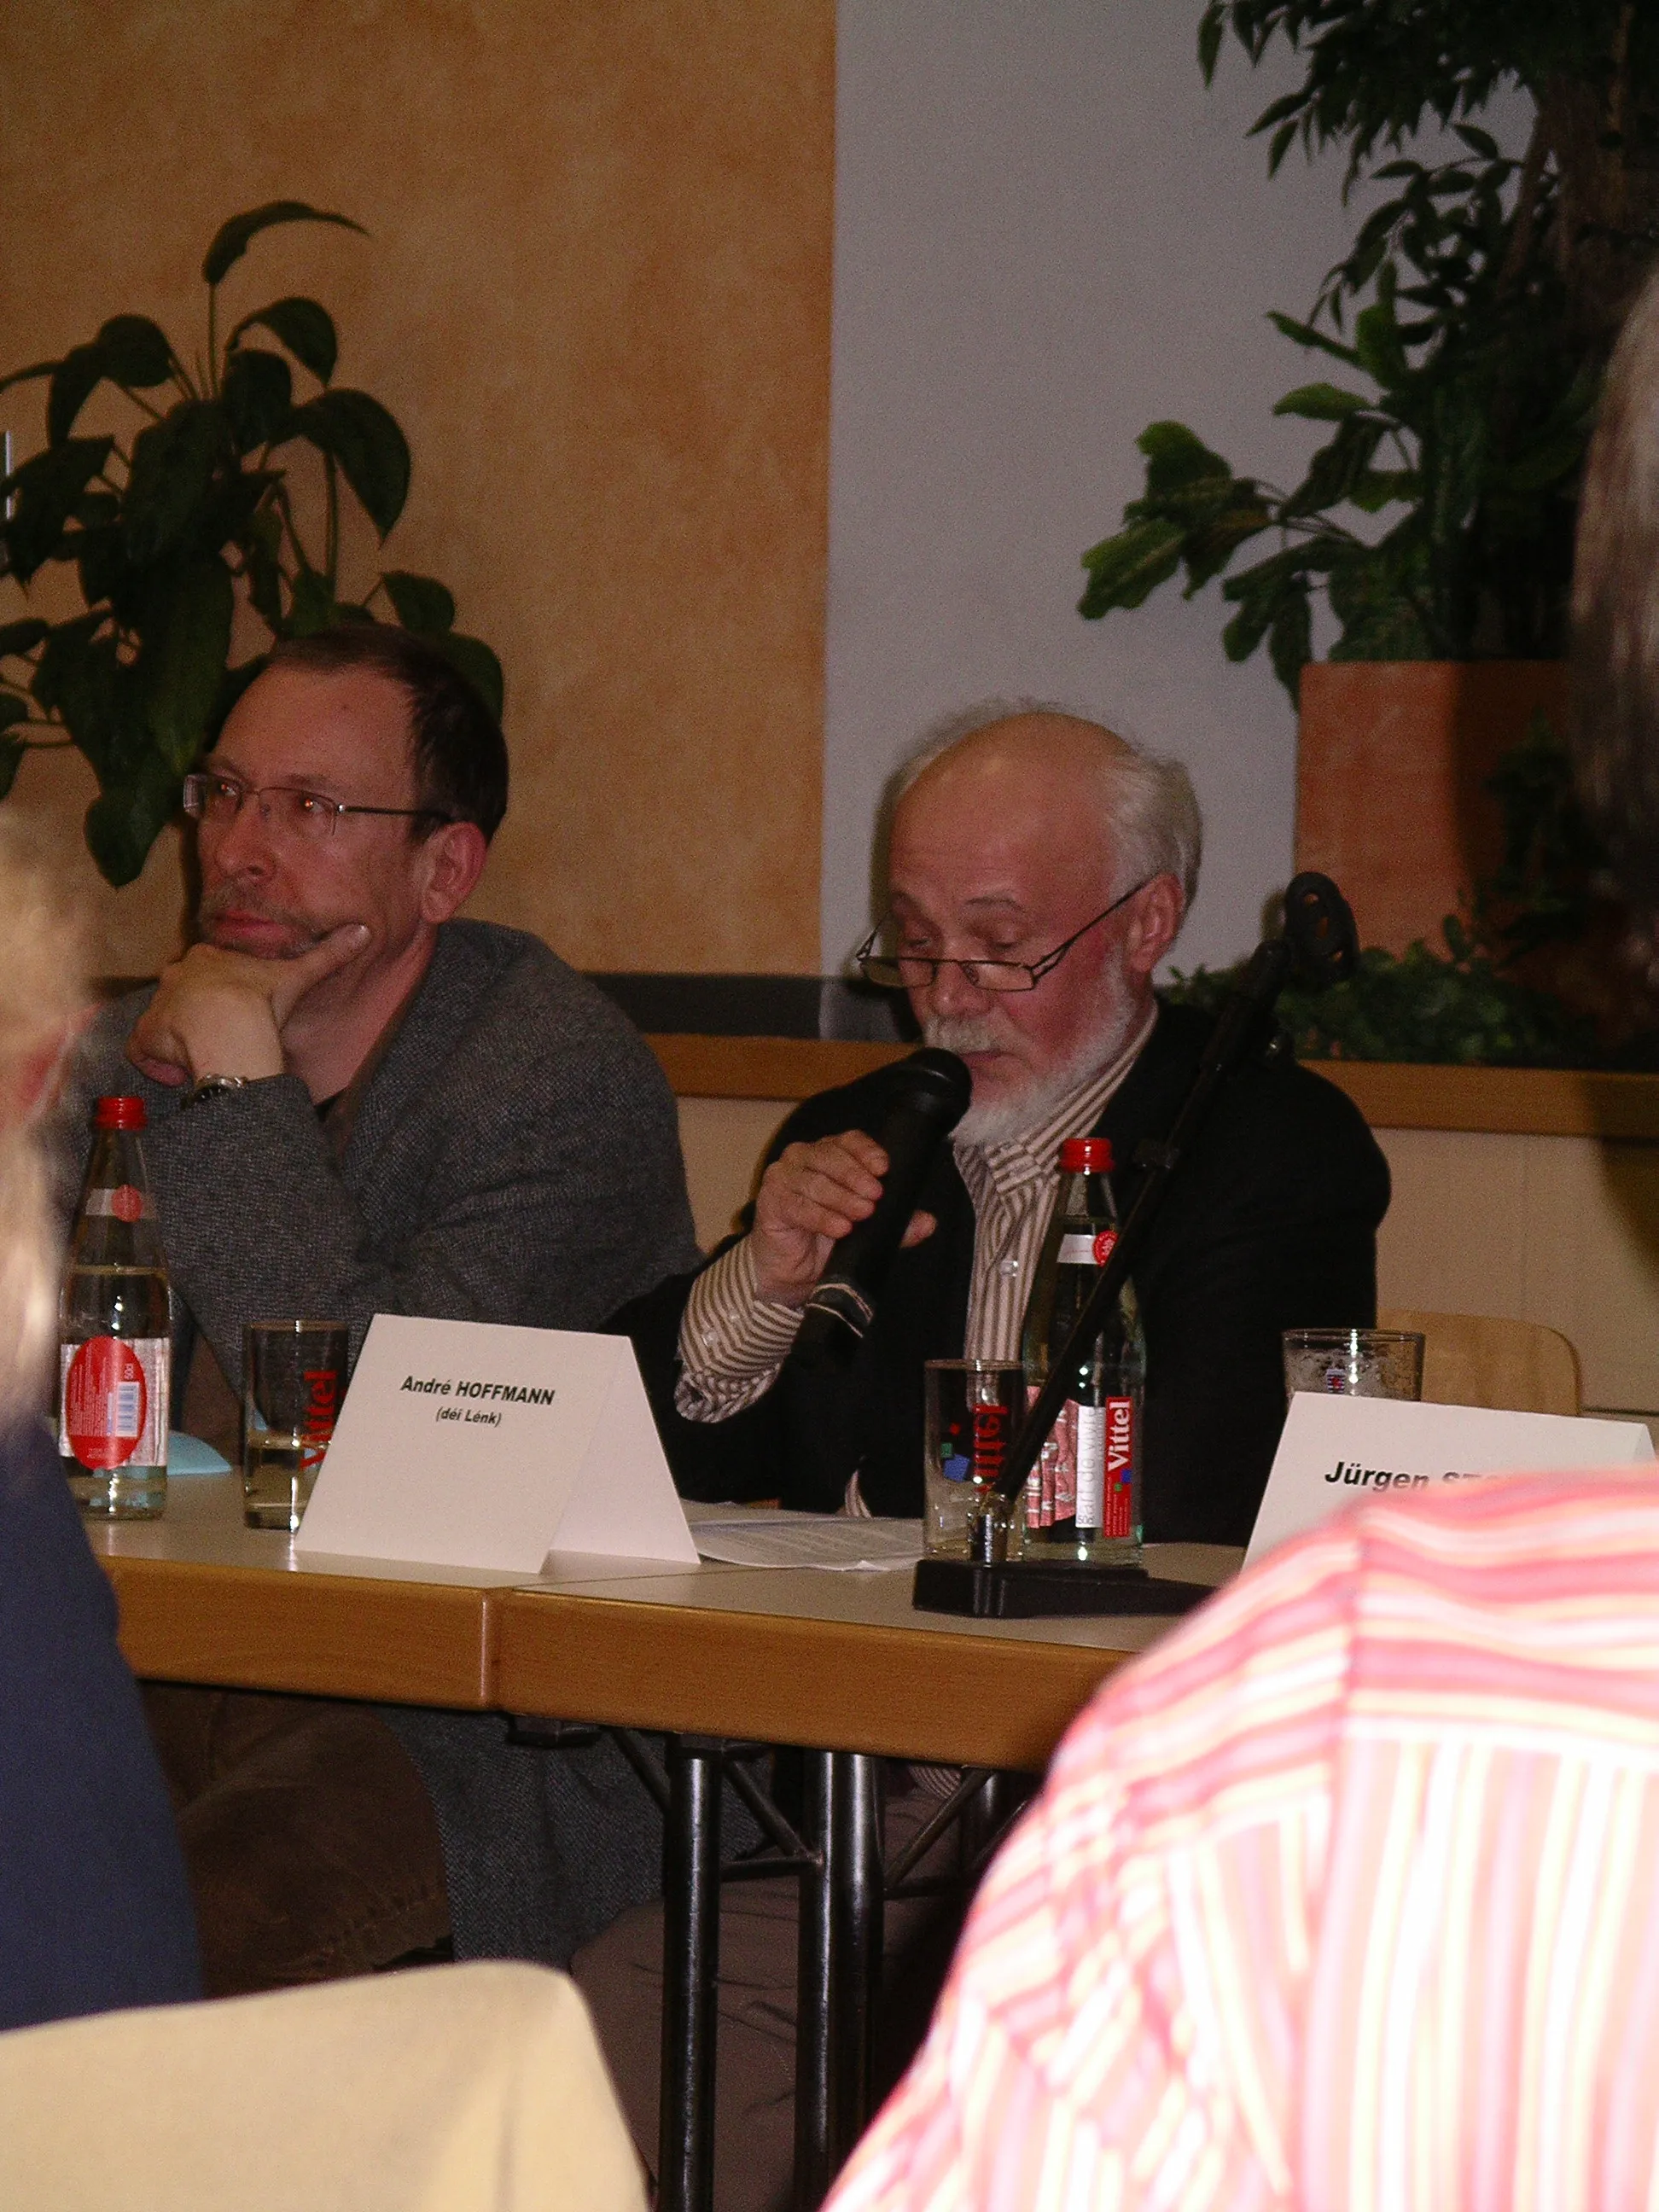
[912,874,1359,1620]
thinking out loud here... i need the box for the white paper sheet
[692,1511,924,1571]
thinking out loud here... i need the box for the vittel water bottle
[1018,1136,1145,1565]
[59,1095,171,1520]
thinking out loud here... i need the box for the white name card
[295,1314,699,1574]
[1246,1394,1656,1568]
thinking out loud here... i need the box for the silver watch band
[179,1074,251,1112]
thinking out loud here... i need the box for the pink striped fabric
[825,1476,1659,2211]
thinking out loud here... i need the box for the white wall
[821,1,1525,975]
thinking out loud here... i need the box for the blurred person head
[877,706,1199,1144]
[0,820,88,1424]
[1574,264,1659,937]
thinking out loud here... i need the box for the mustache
[922,1014,1009,1057]
[198,884,323,946]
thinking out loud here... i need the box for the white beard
[924,989,1144,1148]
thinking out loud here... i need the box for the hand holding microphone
[766,1048,973,1371]
[748,1130,938,1304]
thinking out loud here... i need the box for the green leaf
[141,556,236,771]
[2,437,114,581]
[243,506,285,637]
[285,568,336,637]
[1267,591,1313,698]
[1453,124,1500,161]
[221,347,294,454]
[294,389,410,538]
[201,201,366,287]
[121,402,229,564]
[46,316,176,445]
[1273,381,1372,422]
[96,314,173,388]
[1266,311,1363,368]
[1353,295,1409,389]
[0,736,23,800]
[433,632,504,723]
[381,571,457,635]
[1196,4,1224,82]
[84,752,182,888]
[1078,518,1185,617]
[227,297,338,386]
[1136,420,1233,494]
[48,344,109,448]
[32,619,128,779]
[0,619,49,660]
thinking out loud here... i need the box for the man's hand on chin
[125,923,371,1087]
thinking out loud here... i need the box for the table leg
[660,1735,724,2212]
[794,1752,835,2211]
[830,1751,884,2164]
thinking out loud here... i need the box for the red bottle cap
[93,1096,148,1132]
[1057,1136,1113,1173]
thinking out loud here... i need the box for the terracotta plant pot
[1294,661,1569,957]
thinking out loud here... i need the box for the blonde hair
[0,819,87,1423]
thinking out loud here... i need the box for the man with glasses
[624,704,1388,1543]
[584,708,1389,2209]
[67,623,698,1997]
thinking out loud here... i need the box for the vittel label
[301,1366,341,1473]
[1075,1401,1106,1528]
[1057,1229,1118,1267]
[81,1185,151,1221]
[1103,1394,1135,1537]
[60,1336,169,1470]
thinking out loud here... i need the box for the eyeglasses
[855,877,1154,993]
[182,771,455,844]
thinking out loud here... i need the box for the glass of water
[242,1320,349,1531]
[1282,1327,1425,1403]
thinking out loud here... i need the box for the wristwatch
[179,1074,250,1112]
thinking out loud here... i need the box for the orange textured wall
[0,0,834,977]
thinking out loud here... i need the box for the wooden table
[87,1477,1237,2209]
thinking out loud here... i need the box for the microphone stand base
[911,1557,1215,1621]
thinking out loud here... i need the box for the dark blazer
[619,1003,1391,1544]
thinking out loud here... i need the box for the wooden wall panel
[0,0,835,977]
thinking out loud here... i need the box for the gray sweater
[67,918,702,1967]
[71,918,700,1387]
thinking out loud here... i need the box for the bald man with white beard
[590,709,1390,2210]
[620,707,1390,1544]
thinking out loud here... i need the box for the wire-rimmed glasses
[855,876,1154,992]
[182,770,455,844]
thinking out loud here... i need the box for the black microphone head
[893,1046,973,1126]
[1282,872,1359,986]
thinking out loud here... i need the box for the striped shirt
[675,1010,1155,1421]
[824,1475,1659,2212]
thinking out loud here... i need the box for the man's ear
[1122,875,1185,980]
[417,822,489,924]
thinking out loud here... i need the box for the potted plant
[0,201,501,887]
[1078,3,1659,1057]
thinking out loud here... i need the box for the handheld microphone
[790,1046,973,1372]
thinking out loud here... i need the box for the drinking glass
[1282,1327,1425,1402]
[242,1320,349,1531]
[923,1359,1026,1558]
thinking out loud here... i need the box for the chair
[1377,1307,1582,1417]
[0,1960,644,2212]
